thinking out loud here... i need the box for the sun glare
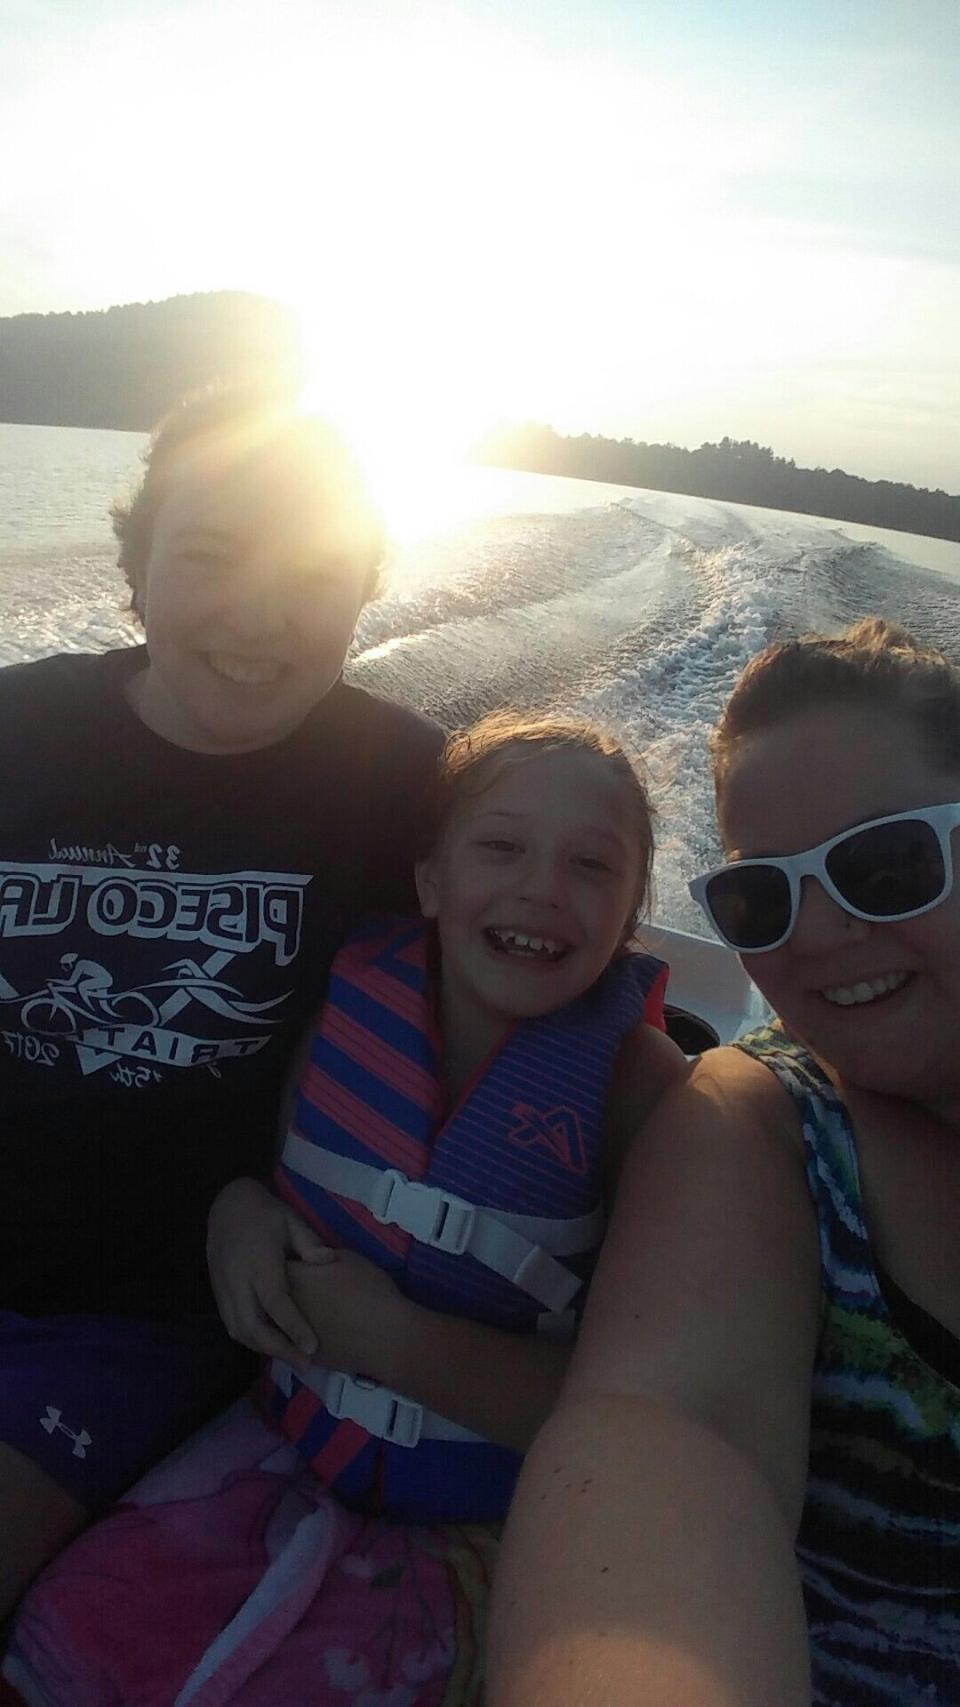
[297,307,495,541]
[6,0,952,494]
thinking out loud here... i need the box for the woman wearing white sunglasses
[490,618,960,1707]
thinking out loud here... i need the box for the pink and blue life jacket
[266,916,667,1523]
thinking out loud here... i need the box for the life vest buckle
[325,1372,424,1448]
[370,1169,477,1256]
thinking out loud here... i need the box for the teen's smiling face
[719,701,960,1105]
[416,747,642,1060]
[127,445,370,754]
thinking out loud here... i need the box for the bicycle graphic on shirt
[8,953,288,1037]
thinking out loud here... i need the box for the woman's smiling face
[718,701,960,1105]
[127,445,370,754]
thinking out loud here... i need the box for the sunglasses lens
[827,818,946,917]
[705,864,792,950]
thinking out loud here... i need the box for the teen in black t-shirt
[0,386,442,1617]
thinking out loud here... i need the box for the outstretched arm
[487,1047,820,1706]
[490,1395,811,1706]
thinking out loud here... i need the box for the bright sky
[1,0,958,495]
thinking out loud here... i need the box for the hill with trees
[1,294,957,541]
[475,423,960,544]
[0,292,300,432]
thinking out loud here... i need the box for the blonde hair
[713,618,960,794]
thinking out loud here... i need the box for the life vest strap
[369,1168,476,1254]
[536,1309,578,1341]
[282,1130,601,1313]
[271,1361,489,1449]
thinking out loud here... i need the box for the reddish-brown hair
[713,617,960,794]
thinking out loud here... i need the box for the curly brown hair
[112,382,386,621]
[712,617,960,793]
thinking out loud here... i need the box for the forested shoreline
[1,293,957,541]
[0,293,300,433]
[475,423,960,544]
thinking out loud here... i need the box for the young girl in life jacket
[210,711,687,1519]
[3,715,685,1707]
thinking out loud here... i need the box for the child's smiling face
[416,746,643,1058]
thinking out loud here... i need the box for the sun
[296,307,493,542]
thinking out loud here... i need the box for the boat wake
[5,449,959,934]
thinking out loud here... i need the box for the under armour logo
[40,1406,92,1458]
[507,1103,588,1174]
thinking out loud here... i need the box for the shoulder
[598,1045,814,1338]
[637,1044,807,1178]
[320,680,444,765]
[296,682,444,821]
[608,1022,688,1131]
[686,1043,803,1128]
[606,1038,798,1169]
[0,645,144,731]
[294,689,443,910]
[603,1022,688,1190]
[603,1044,813,1306]
[0,645,128,699]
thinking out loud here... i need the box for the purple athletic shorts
[0,1310,256,1510]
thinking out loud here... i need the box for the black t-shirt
[0,646,443,1317]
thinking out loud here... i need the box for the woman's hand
[288,1251,408,1384]
[207,1177,334,1369]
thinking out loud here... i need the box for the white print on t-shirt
[1,861,306,963]
[0,859,311,1080]
[46,837,182,871]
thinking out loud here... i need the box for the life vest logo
[507,1103,588,1174]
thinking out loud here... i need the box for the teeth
[823,971,909,1007]
[489,928,566,959]
[208,652,282,686]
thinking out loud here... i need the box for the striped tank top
[737,1026,960,1706]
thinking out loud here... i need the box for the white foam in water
[3,423,960,935]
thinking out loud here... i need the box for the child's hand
[287,1251,409,1385]
[207,1177,334,1369]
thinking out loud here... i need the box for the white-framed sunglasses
[689,801,960,954]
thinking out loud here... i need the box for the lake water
[3,420,959,936]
